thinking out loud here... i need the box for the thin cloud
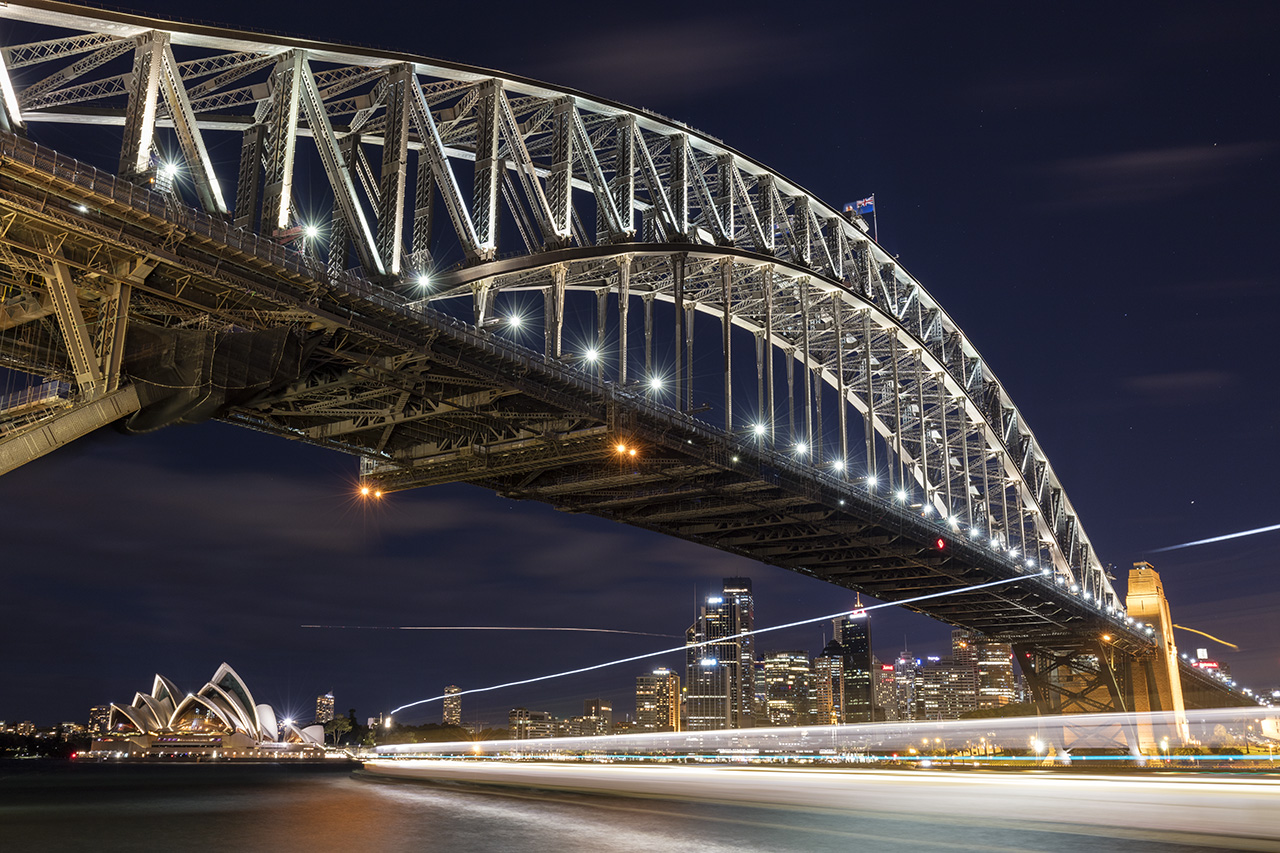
[520,22,824,107]
[1120,369,1239,403]
[1045,142,1271,208]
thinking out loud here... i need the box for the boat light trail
[389,575,1027,716]
[302,625,679,638]
[1172,624,1239,650]
[1149,522,1280,553]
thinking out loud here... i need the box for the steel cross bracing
[0,3,1139,650]
[0,130,1252,711]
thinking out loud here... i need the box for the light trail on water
[388,575,1028,717]
[1149,522,1280,553]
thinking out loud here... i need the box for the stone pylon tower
[1126,561,1189,748]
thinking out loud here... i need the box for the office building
[88,705,111,737]
[443,686,462,726]
[580,698,612,735]
[811,641,845,725]
[892,649,920,721]
[721,577,756,727]
[508,707,555,739]
[314,692,335,724]
[917,657,980,720]
[762,650,811,727]
[636,668,681,732]
[872,657,896,720]
[953,629,1016,708]
[685,577,755,730]
[832,610,874,722]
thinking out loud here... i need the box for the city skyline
[2,1,1278,726]
[5,575,1036,732]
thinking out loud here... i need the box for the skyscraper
[893,649,920,721]
[314,692,335,725]
[953,629,1016,709]
[721,577,756,727]
[686,619,731,730]
[636,668,681,731]
[685,577,755,730]
[762,651,811,726]
[812,640,846,725]
[832,610,874,722]
[443,685,461,726]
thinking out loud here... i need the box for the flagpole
[872,193,878,243]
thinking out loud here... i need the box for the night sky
[3,2,1278,728]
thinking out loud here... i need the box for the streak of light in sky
[389,575,1027,716]
[302,625,680,638]
[1148,523,1280,553]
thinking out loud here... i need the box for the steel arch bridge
[0,1,1246,715]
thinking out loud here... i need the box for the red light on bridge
[935,537,946,550]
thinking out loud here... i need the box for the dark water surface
[0,761,1245,852]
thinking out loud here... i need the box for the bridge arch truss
[0,0,1117,611]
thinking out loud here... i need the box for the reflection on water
[0,762,1242,852]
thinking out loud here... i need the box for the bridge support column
[233,124,264,230]
[835,297,848,474]
[261,51,304,234]
[0,46,25,135]
[410,154,435,265]
[720,259,732,432]
[754,331,765,435]
[472,278,494,327]
[799,277,812,456]
[97,280,132,393]
[785,346,795,443]
[118,31,164,182]
[643,293,653,378]
[545,264,566,359]
[889,331,902,493]
[595,287,607,381]
[862,310,876,483]
[616,255,630,384]
[763,265,775,444]
[378,64,414,275]
[1126,561,1189,750]
[45,258,102,398]
[672,253,684,411]
[685,302,695,412]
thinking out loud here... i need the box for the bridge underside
[0,131,1250,714]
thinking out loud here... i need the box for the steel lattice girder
[0,128,1245,713]
[0,1,1119,620]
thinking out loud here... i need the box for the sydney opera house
[91,663,326,759]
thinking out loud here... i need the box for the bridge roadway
[363,760,1280,850]
[0,1,1249,712]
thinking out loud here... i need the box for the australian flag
[854,195,875,214]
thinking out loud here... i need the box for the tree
[324,716,352,745]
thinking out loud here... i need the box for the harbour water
[0,761,1252,852]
